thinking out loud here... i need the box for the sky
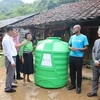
[21,0,35,3]
[0,0,36,3]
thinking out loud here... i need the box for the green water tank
[34,37,70,88]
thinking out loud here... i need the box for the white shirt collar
[5,34,12,39]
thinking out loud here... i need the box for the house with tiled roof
[14,0,100,27]
[12,0,100,62]
[0,13,39,49]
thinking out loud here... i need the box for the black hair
[25,32,31,39]
[7,25,15,32]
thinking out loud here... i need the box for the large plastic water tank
[34,37,70,88]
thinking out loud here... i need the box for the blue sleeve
[84,36,89,46]
[69,36,72,46]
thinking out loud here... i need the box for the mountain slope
[0,0,88,20]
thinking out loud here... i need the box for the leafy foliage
[0,0,88,20]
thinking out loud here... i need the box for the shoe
[17,77,23,80]
[5,89,16,93]
[12,85,17,88]
[13,80,17,84]
[67,85,76,90]
[87,92,97,97]
[76,88,81,94]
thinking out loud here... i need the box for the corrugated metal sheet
[0,12,39,28]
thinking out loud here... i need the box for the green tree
[0,0,88,20]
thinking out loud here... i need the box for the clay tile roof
[14,0,100,27]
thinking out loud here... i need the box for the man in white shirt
[2,25,17,93]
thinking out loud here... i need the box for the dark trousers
[14,54,21,79]
[16,54,21,78]
[69,56,83,88]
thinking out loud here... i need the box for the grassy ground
[0,56,4,67]
[0,50,4,67]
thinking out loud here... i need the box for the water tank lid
[47,37,61,40]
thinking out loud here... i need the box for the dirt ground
[0,67,100,100]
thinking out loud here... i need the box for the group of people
[1,24,100,100]
[67,25,100,100]
[2,25,34,93]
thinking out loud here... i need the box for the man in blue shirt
[67,25,89,94]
